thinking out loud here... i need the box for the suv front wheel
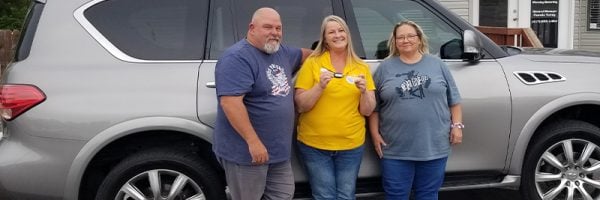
[95,148,226,200]
[522,120,600,200]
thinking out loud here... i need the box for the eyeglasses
[396,34,419,41]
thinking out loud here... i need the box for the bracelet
[451,122,465,129]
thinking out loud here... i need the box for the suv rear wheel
[522,120,600,200]
[95,148,226,200]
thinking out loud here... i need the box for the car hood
[517,48,600,64]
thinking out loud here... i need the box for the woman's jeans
[297,141,365,200]
[381,157,448,200]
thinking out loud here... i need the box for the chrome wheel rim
[116,169,205,200]
[535,139,600,200]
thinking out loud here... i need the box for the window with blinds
[590,0,600,30]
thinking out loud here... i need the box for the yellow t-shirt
[295,51,376,150]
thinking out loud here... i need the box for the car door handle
[206,82,216,88]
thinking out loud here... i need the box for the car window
[350,0,461,59]
[207,0,235,60]
[84,0,208,60]
[229,0,333,55]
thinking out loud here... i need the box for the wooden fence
[0,29,21,74]
[476,26,543,48]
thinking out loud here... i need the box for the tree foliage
[0,0,31,30]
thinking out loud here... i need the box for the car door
[196,0,337,182]
[344,0,512,178]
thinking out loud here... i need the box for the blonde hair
[311,15,365,66]
[387,20,429,58]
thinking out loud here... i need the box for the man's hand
[247,137,269,165]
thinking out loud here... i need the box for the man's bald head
[247,7,282,54]
[251,7,280,24]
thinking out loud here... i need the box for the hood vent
[513,71,566,85]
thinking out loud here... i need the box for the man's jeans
[297,141,364,200]
[381,157,448,200]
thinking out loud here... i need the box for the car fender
[507,92,600,174]
[62,116,214,200]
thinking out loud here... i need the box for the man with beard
[213,7,311,200]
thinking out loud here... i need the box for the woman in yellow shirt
[294,15,376,199]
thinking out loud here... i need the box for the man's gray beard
[264,42,280,54]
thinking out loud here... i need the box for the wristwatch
[451,122,465,129]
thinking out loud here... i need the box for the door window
[234,1,334,51]
[350,0,461,59]
[208,0,334,60]
[207,0,235,60]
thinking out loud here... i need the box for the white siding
[438,0,470,21]
[574,0,600,51]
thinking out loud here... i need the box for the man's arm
[220,95,269,164]
[300,48,312,62]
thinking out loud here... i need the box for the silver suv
[2,0,600,200]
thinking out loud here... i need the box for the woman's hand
[371,133,387,158]
[450,128,463,145]
[319,71,333,89]
[354,74,367,93]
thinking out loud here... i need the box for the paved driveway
[359,188,522,200]
[440,189,522,200]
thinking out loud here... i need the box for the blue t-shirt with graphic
[373,54,461,161]
[214,39,302,165]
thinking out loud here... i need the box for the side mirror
[440,39,462,59]
[463,29,483,61]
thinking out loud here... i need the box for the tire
[522,120,600,200]
[95,148,226,200]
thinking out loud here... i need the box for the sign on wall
[531,0,559,48]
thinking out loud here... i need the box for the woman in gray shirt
[368,20,463,200]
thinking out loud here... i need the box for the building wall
[438,0,595,50]
[574,0,600,51]
[478,0,507,27]
[438,0,470,21]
